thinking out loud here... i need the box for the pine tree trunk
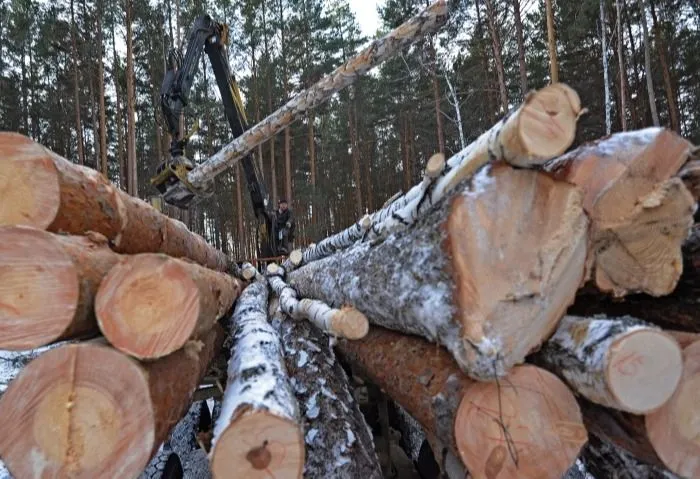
[616,0,628,131]
[513,0,528,97]
[431,41,445,153]
[483,0,508,112]
[70,0,84,166]
[125,0,138,196]
[308,112,316,224]
[601,0,612,135]
[640,0,660,126]
[235,163,244,246]
[112,25,125,190]
[545,0,559,83]
[649,0,680,134]
[349,91,363,214]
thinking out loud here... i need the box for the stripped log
[531,315,683,413]
[0,132,229,271]
[95,253,242,359]
[336,326,588,479]
[267,264,368,339]
[542,127,696,297]
[210,280,304,479]
[0,226,121,350]
[289,164,589,379]
[0,326,223,478]
[270,306,382,479]
[646,340,700,478]
[299,83,582,266]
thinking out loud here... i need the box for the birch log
[542,127,696,297]
[531,315,684,413]
[267,264,368,339]
[209,280,304,479]
[0,226,121,350]
[336,326,588,479]
[95,253,242,359]
[289,164,589,380]
[645,340,700,478]
[581,434,681,479]
[0,132,229,271]
[270,307,383,479]
[299,83,582,266]
[0,326,223,479]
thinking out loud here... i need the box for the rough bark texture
[95,253,241,359]
[531,315,683,413]
[0,227,121,350]
[210,280,303,479]
[290,164,588,380]
[542,127,696,297]
[545,0,559,83]
[336,327,587,479]
[582,433,680,479]
[183,0,448,190]
[0,327,223,478]
[270,307,382,479]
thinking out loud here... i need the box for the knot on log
[246,440,272,470]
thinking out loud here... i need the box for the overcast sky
[348,1,382,37]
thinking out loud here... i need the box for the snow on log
[209,280,304,479]
[289,164,589,380]
[95,253,242,359]
[267,264,368,339]
[270,308,383,479]
[0,226,122,350]
[645,339,700,478]
[581,434,680,479]
[542,127,696,297]
[336,326,588,479]
[0,132,229,272]
[0,326,223,478]
[298,83,582,266]
[531,315,684,414]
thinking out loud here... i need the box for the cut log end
[454,365,587,479]
[289,249,303,266]
[425,153,446,179]
[210,411,304,478]
[95,254,200,359]
[266,263,281,276]
[515,83,582,163]
[645,340,700,478]
[329,307,370,340]
[0,133,61,229]
[606,329,683,413]
[0,226,79,350]
[242,264,258,281]
[0,343,154,478]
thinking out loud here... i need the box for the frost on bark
[298,83,582,266]
[532,315,683,414]
[289,164,589,380]
[210,280,304,478]
[270,308,382,479]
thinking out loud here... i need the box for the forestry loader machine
[152,14,281,259]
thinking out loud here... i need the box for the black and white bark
[582,434,680,479]
[531,315,683,414]
[270,308,383,479]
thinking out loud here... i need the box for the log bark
[542,127,696,297]
[0,226,122,350]
[210,280,304,479]
[95,253,242,359]
[531,315,683,413]
[290,164,589,380]
[270,306,383,479]
[336,326,587,479]
[645,340,700,478]
[0,132,229,272]
[299,83,582,266]
[0,326,223,478]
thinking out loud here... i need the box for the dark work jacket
[276,209,292,229]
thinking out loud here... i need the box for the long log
[299,83,582,266]
[0,226,122,350]
[289,164,589,380]
[336,326,588,479]
[541,127,696,297]
[270,303,383,478]
[645,339,700,479]
[0,132,229,271]
[209,280,304,479]
[531,314,683,413]
[95,253,241,359]
[0,326,224,478]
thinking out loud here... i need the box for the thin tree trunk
[474,0,495,123]
[349,91,363,215]
[483,0,508,112]
[236,164,244,250]
[70,0,84,165]
[308,113,316,224]
[277,0,292,205]
[262,0,277,205]
[125,0,138,196]
[545,0,559,83]
[622,0,641,127]
[601,0,612,135]
[430,40,445,153]
[640,0,660,126]
[616,0,627,131]
[97,0,108,175]
[649,0,680,133]
[112,25,125,189]
[513,0,528,97]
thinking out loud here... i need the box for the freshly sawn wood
[0,132,229,272]
[0,326,224,478]
[0,226,121,350]
[336,326,588,479]
[532,314,684,413]
[95,253,242,359]
[210,280,304,479]
[289,164,589,380]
